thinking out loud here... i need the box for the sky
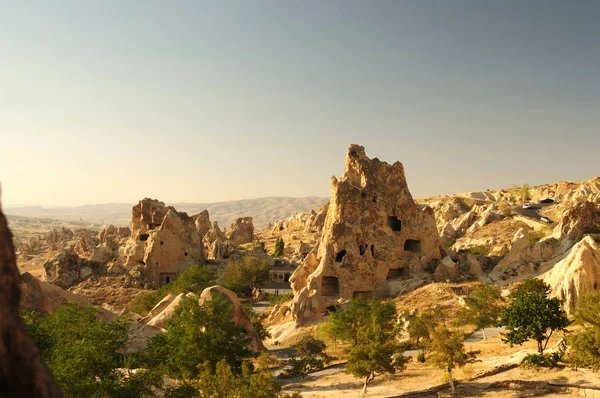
[1,0,599,207]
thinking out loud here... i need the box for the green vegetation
[520,352,561,369]
[286,335,332,376]
[128,265,216,316]
[22,304,161,398]
[441,241,455,250]
[567,292,600,371]
[463,245,488,256]
[521,184,532,201]
[268,292,294,306]
[274,237,285,257]
[527,230,546,244]
[498,279,569,354]
[328,298,406,397]
[221,255,271,297]
[428,326,477,394]
[146,296,253,379]
[455,283,503,340]
[403,307,444,350]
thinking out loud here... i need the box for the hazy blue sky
[1,1,599,206]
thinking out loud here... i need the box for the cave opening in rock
[371,245,375,256]
[160,272,177,287]
[404,239,421,252]
[387,216,402,232]
[184,251,188,256]
[335,249,347,262]
[321,276,339,296]
[386,268,407,279]
[139,234,150,242]
[359,244,367,256]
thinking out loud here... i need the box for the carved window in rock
[404,239,421,253]
[335,249,347,262]
[387,216,402,232]
[386,268,407,280]
[139,234,150,242]
[321,276,339,296]
[160,272,177,287]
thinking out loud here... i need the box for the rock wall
[122,199,206,287]
[290,145,441,323]
[0,194,65,397]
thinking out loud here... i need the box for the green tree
[287,335,332,376]
[521,184,532,201]
[403,306,444,349]
[428,326,476,394]
[567,291,600,371]
[146,296,254,379]
[337,298,405,398]
[498,278,569,354]
[274,238,285,257]
[455,283,502,340]
[221,255,271,297]
[128,264,216,315]
[22,304,161,398]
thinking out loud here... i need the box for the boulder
[227,217,255,245]
[542,236,600,314]
[434,256,459,282]
[290,145,441,323]
[41,248,100,289]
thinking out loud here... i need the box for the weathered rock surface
[41,248,101,289]
[290,145,441,323]
[227,217,255,245]
[0,195,65,397]
[122,198,206,287]
[542,236,600,314]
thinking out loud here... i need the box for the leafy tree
[455,283,502,340]
[521,184,532,201]
[403,306,444,349]
[567,291,600,371]
[128,264,216,315]
[287,335,332,376]
[498,278,569,354]
[336,298,406,398]
[274,238,285,257]
[221,255,271,297]
[428,326,477,394]
[22,304,161,398]
[146,296,254,379]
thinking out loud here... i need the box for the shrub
[268,292,294,306]
[286,335,332,376]
[463,245,488,256]
[520,353,560,368]
[528,230,545,244]
[416,351,426,363]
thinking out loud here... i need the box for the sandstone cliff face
[227,217,255,245]
[290,145,441,323]
[123,199,206,287]
[542,236,600,314]
[0,196,65,397]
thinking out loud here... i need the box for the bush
[463,245,488,256]
[528,230,545,243]
[441,241,455,250]
[520,353,560,368]
[128,265,216,316]
[221,255,271,297]
[286,335,332,376]
[268,292,294,306]
[416,351,426,363]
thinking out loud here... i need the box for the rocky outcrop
[434,256,459,282]
[542,236,600,314]
[290,145,441,323]
[203,221,234,260]
[555,201,600,242]
[0,195,65,397]
[122,199,206,287]
[41,248,102,289]
[227,217,255,245]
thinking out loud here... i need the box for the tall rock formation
[0,194,65,397]
[542,236,600,314]
[227,217,255,245]
[122,199,206,287]
[290,145,441,323]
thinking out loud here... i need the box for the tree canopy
[221,255,271,297]
[455,283,502,340]
[428,326,476,394]
[498,278,569,354]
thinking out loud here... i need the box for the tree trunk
[360,374,370,398]
[482,327,486,341]
[448,368,455,394]
[538,340,544,354]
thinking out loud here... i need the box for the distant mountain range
[4,197,329,230]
